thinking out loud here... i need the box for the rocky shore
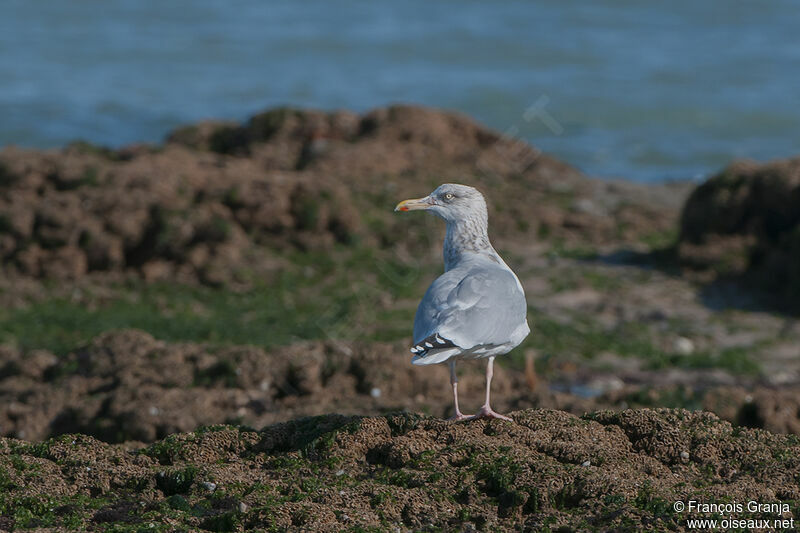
[0,105,686,285]
[2,408,799,531]
[1,105,799,531]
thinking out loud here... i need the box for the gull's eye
[444,193,454,201]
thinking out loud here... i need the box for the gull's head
[394,183,487,223]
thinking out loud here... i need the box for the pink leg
[447,360,471,421]
[470,357,512,421]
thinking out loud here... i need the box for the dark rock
[678,157,800,296]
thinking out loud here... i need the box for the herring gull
[395,184,530,421]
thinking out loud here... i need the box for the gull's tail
[412,349,460,365]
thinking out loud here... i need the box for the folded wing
[411,262,527,364]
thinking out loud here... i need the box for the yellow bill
[395,196,433,212]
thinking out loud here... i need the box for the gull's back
[411,254,529,365]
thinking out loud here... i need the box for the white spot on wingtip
[425,342,433,348]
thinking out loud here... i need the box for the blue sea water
[1,0,798,182]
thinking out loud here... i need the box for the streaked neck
[443,217,496,270]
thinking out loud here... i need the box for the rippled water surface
[1,0,798,181]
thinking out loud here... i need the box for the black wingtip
[409,333,456,356]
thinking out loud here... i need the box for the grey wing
[413,265,528,351]
[413,271,459,344]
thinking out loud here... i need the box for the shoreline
[0,103,722,187]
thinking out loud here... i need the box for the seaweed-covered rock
[678,157,800,294]
[2,330,800,445]
[2,409,800,531]
[0,105,686,285]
